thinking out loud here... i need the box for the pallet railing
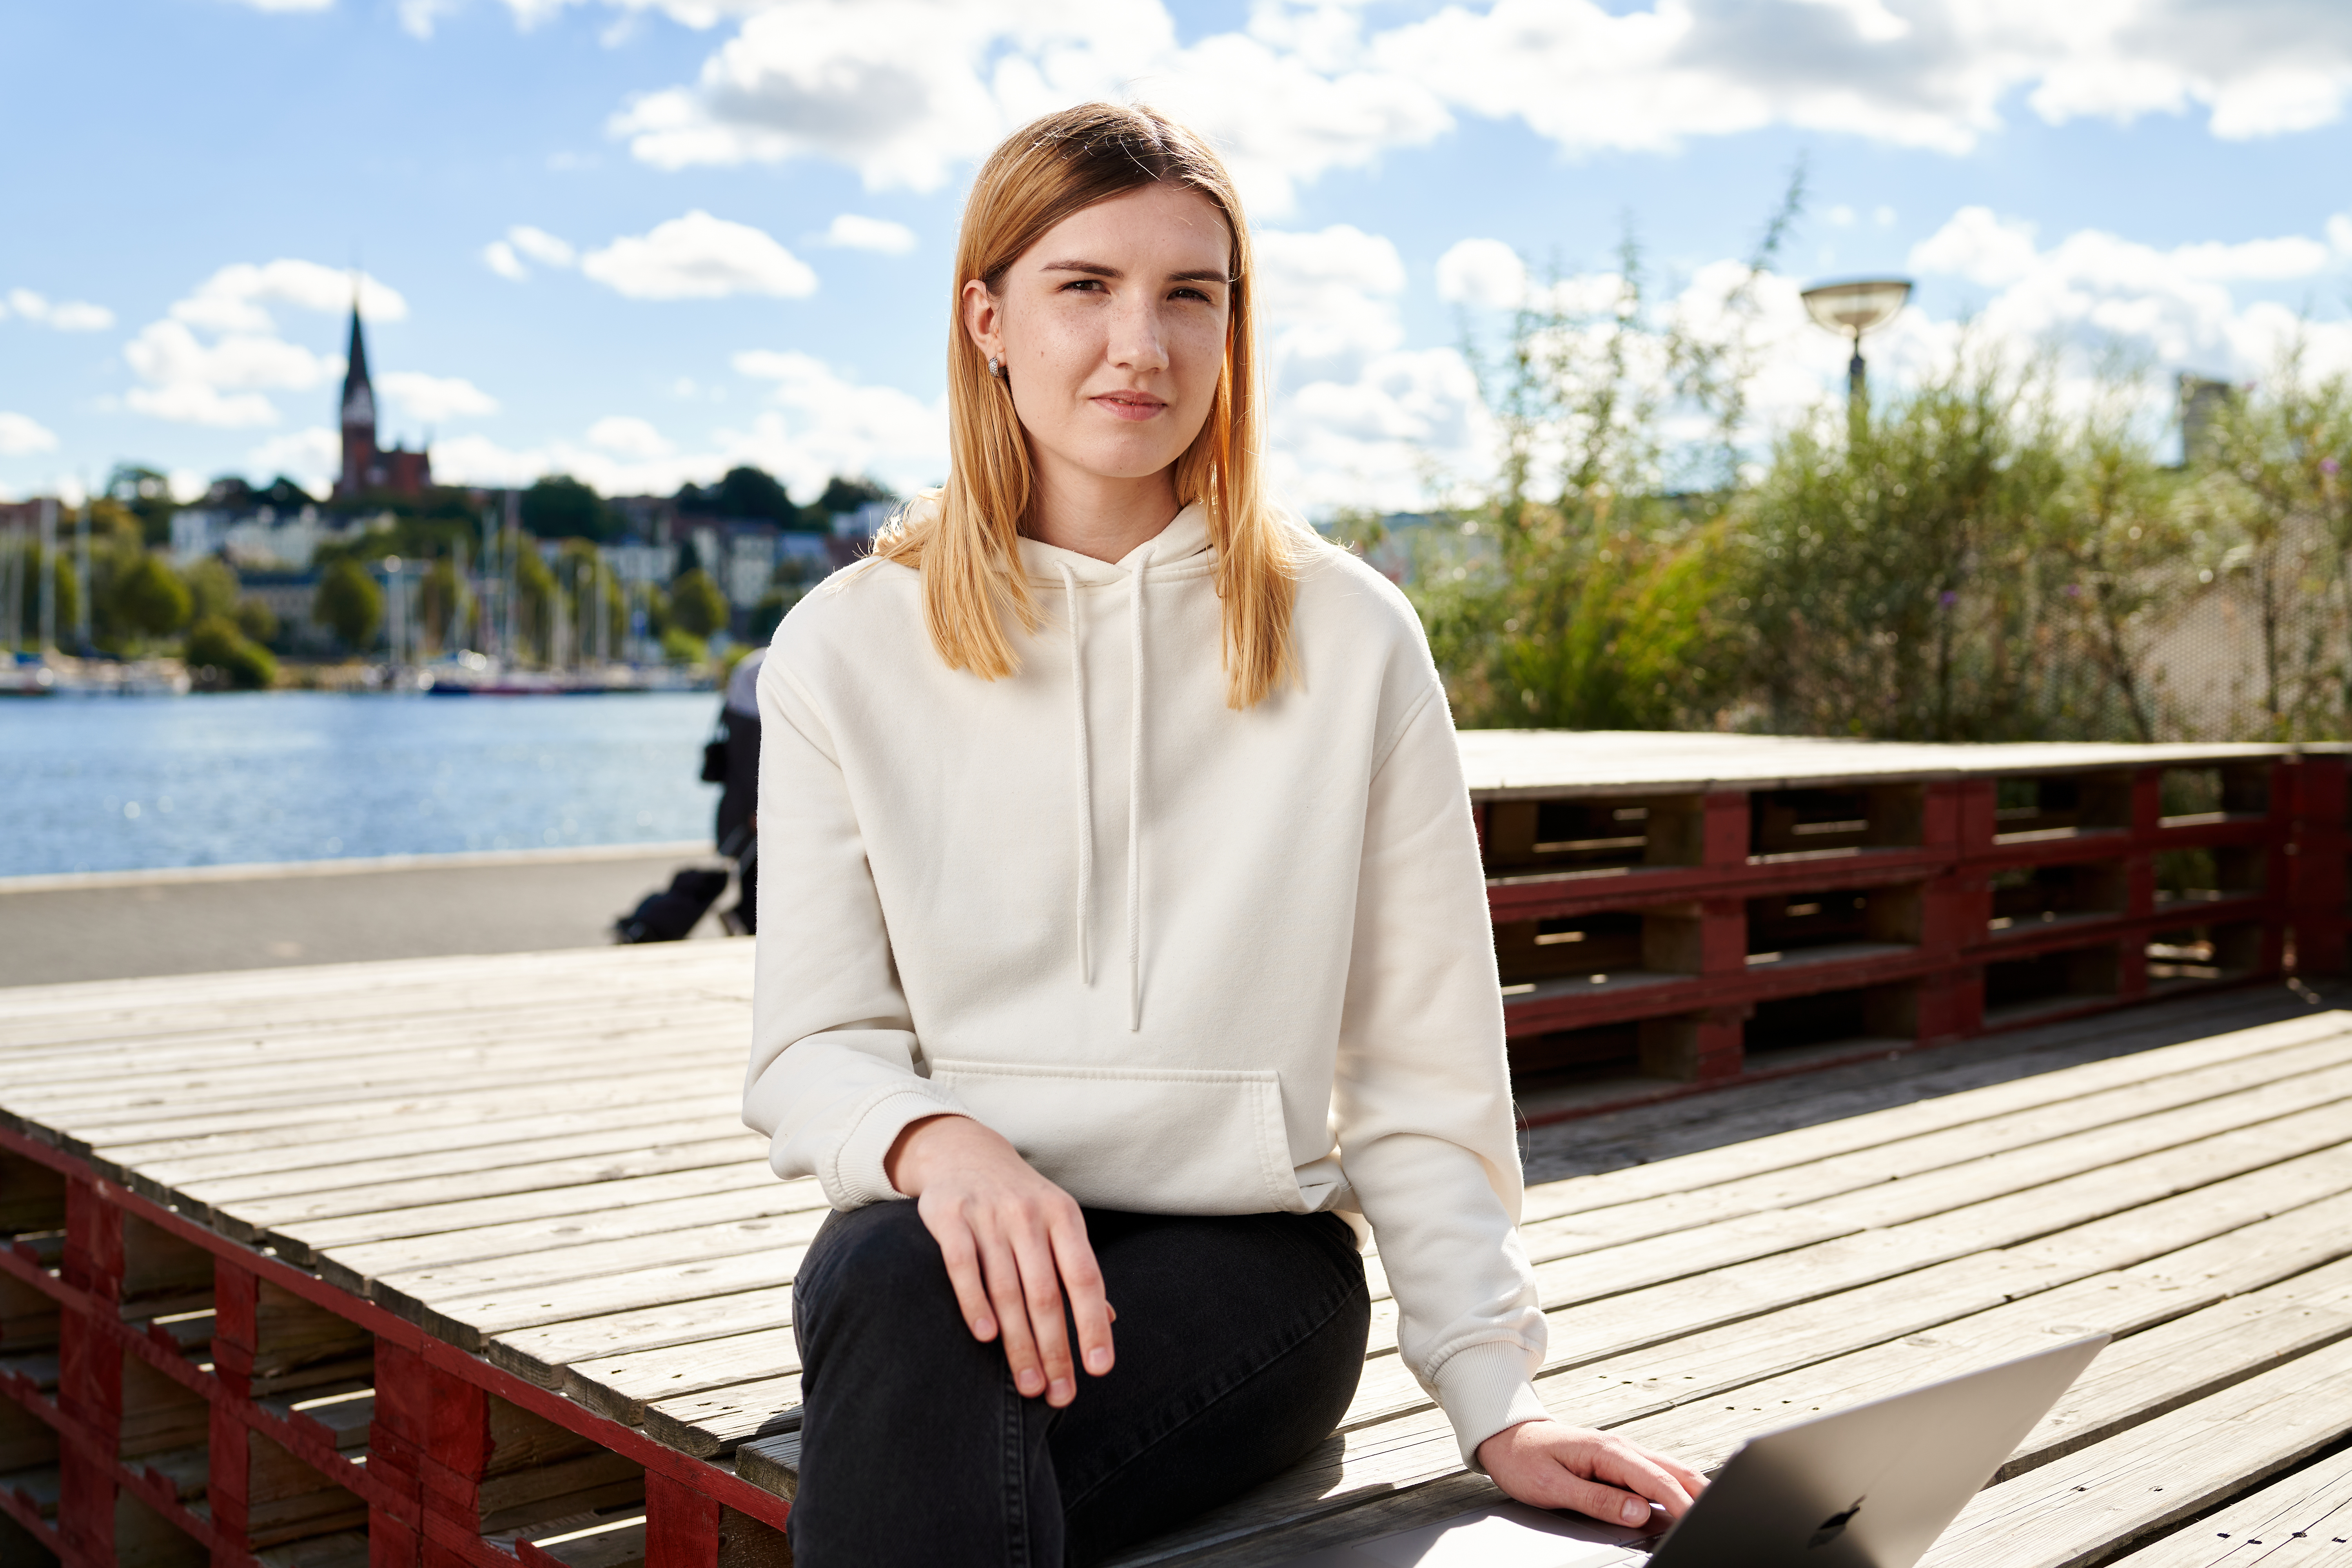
[1471,740,2350,1122]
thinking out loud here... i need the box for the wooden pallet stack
[1464,733,2350,1120]
[2,733,2348,1567]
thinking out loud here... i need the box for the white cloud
[247,428,341,490]
[607,0,1448,214]
[1253,225,1408,386]
[1436,238,1529,311]
[125,259,401,428]
[399,0,463,38]
[581,211,817,300]
[510,225,578,267]
[593,0,2352,223]
[728,348,948,494]
[171,260,403,335]
[818,214,918,254]
[126,384,285,429]
[1909,207,2042,287]
[484,240,530,281]
[587,414,674,458]
[0,413,60,456]
[4,289,116,332]
[381,371,500,422]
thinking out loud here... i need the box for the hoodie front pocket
[927,1058,1301,1216]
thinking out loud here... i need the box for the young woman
[746,102,1704,1565]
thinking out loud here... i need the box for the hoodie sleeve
[1334,679,1549,1469]
[742,650,967,1208]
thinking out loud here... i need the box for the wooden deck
[3,943,2350,1566]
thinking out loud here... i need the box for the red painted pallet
[1460,733,2347,1122]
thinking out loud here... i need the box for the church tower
[332,296,431,499]
[335,302,378,498]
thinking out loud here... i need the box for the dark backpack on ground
[615,868,731,943]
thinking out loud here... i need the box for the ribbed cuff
[818,1085,965,1207]
[1432,1340,1550,1469]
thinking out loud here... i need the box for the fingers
[1051,1213,1116,1380]
[1560,1475,1658,1529]
[1011,1219,1077,1406]
[920,1204,997,1343]
[977,1229,1048,1399]
[1590,1443,1698,1519]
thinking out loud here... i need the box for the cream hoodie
[744,502,1548,1464]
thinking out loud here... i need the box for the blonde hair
[870,102,1300,709]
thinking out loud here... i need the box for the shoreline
[0,839,715,895]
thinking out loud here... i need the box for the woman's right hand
[884,1113,1114,1408]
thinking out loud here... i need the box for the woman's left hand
[1475,1419,1706,1527]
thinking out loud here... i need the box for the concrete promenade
[0,842,732,987]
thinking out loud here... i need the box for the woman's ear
[960,278,1004,368]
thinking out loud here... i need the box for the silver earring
[988,356,1004,379]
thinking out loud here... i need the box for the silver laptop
[1284,1334,2107,1568]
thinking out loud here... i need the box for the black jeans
[788,1202,1372,1566]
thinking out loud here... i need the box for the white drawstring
[1126,545,1151,1031]
[1056,563,1093,985]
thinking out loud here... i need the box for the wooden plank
[310,1183,828,1298]
[2109,1443,2352,1565]
[1608,1247,2352,1478]
[563,1326,802,1426]
[361,1208,830,1319]
[174,1113,757,1210]
[195,1137,771,1245]
[0,990,745,1078]
[641,1373,803,1458]
[267,1169,817,1269]
[1105,1142,2352,1563]
[1510,1033,2352,1274]
[97,1089,740,1197]
[403,1244,814,1353]
[1917,1335,2352,1568]
[485,1284,800,1389]
[1517,1012,2350,1222]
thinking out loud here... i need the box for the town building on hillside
[335,302,432,499]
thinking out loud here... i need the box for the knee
[800,1202,959,1336]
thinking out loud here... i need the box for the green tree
[666,566,729,640]
[513,541,557,663]
[2174,342,2352,739]
[113,552,194,641]
[107,463,178,547]
[186,614,278,690]
[1735,350,2083,741]
[314,557,383,652]
[185,557,241,624]
[520,475,616,543]
[234,596,281,648]
[681,465,797,526]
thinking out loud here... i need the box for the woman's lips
[1092,391,1167,422]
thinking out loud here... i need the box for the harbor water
[0,691,723,878]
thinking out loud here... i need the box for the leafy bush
[186,614,279,690]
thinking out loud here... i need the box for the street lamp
[1801,278,1912,408]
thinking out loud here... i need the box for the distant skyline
[5,0,2352,515]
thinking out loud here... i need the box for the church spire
[340,293,376,434]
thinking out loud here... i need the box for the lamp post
[1800,278,1912,417]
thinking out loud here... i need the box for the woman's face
[964,181,1233,492]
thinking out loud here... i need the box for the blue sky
[5,0,2352,514]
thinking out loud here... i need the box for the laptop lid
[1276,1333,2107,1568]
[1646,1332,2109,1568]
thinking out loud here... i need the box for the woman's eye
[1171,287,1212,303]
[1061,279,1106,293]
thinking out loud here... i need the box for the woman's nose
[1106,297,1169,373]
